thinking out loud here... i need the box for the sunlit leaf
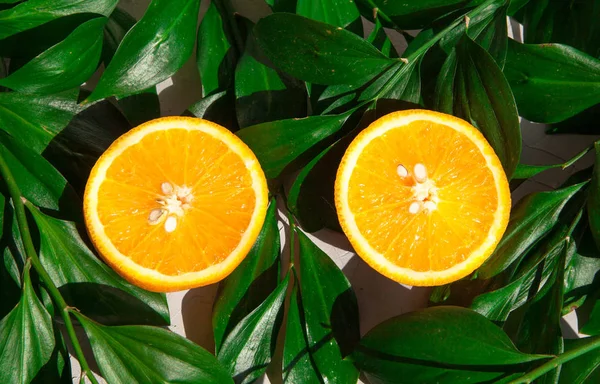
[74,312,233,384]
[26,203,170,326]
[0,17,105,94]
[0,269,54,384]
[213,200,281,352]
[89,0,200,101]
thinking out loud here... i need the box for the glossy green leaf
[237,111,354,178]
[359,59,422,103]
[102,7,161,125]
[478,182,586,279]
[32,309,72,384]
[0,270,54,384]
[283,243,360,383]
[73,312,233,384]
[297,0,361,33]
[293,231,359,369]
[0,131,80,220]
[0,195,21,319]
[435,34,520,178]
[213,200,281,352]
[26,203,169,326]
[353,306,548,384]
[589,142,600,250]
[504,39,600,124]
[0,0,117,40]
[564,225,600,312]
[255,13,395,85]
[438,0,508,68]
[471,219,570,322]
[218,273,289,384]
[520,0,600,58]
[517,244,567,342]
[234,24,307,128]
[89,0,200,101]
[0,17,105,94]
[197,0,238,98]
[355,0,470,29]
[102,7,136,66]
[513,145,594,180]
[0,89,79,154]
[559,337,600,384]
[514,247,567,383]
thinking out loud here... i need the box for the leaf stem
[0,151,100,384]
[287,209,296,267]
[508,335,600,384]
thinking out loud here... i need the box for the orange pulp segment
[84,117,269,292]
[335,110,510,286]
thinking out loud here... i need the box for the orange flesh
[347,120,497,272]
[96,128,256,276]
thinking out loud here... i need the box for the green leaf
[89,0,200,101]
[564,225,600,313]
[218,273,289,384]
[197,0,238,98]
[504,39,600,124]
[265,0,297,12]
[471,219,570,322]
[283,262,359,384]
[102,7,136,66]
[355,0,470,29]
[0,0,117,40]
[234,23,307,128]
[0,17,105,94]
[296,230,360,357]
[0,131,80,220]
[438,0,509,68]
[32,311,72,384]
[0,89,79,154]
[102,7,161,125]
[478,182,586,279]
[359,59,422,103]
[0,194,21,319]
[589,142,600,250]
[353,306,548,384]
[514,246,567,383]
[435,34,520,178]
[26,203,170,326]
[296,0,362,33]
[513,145,594,180]
[73,312,233,384]
[520,0,600,58]
[559,337,600,384]
[237,111,354,179]
[0,269,55,384]
[213,200,281,352]
[255,13,395,85]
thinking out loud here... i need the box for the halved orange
[335,110,510,286]
[84,117,269,292]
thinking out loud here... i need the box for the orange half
[84,117,268,292]
[335,110,510,286]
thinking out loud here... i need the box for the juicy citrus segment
[335,110,510,286]
[84,117,268,292]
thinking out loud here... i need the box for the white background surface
[71,1,599,383]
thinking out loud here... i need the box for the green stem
[287,209,296,267]
[509,335,600,383]
[0,152,99,384]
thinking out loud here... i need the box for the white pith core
[398,163,439,214]
[147,182,194,232]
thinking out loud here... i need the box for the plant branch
[508,335,600,383]
[0,152,100,384]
